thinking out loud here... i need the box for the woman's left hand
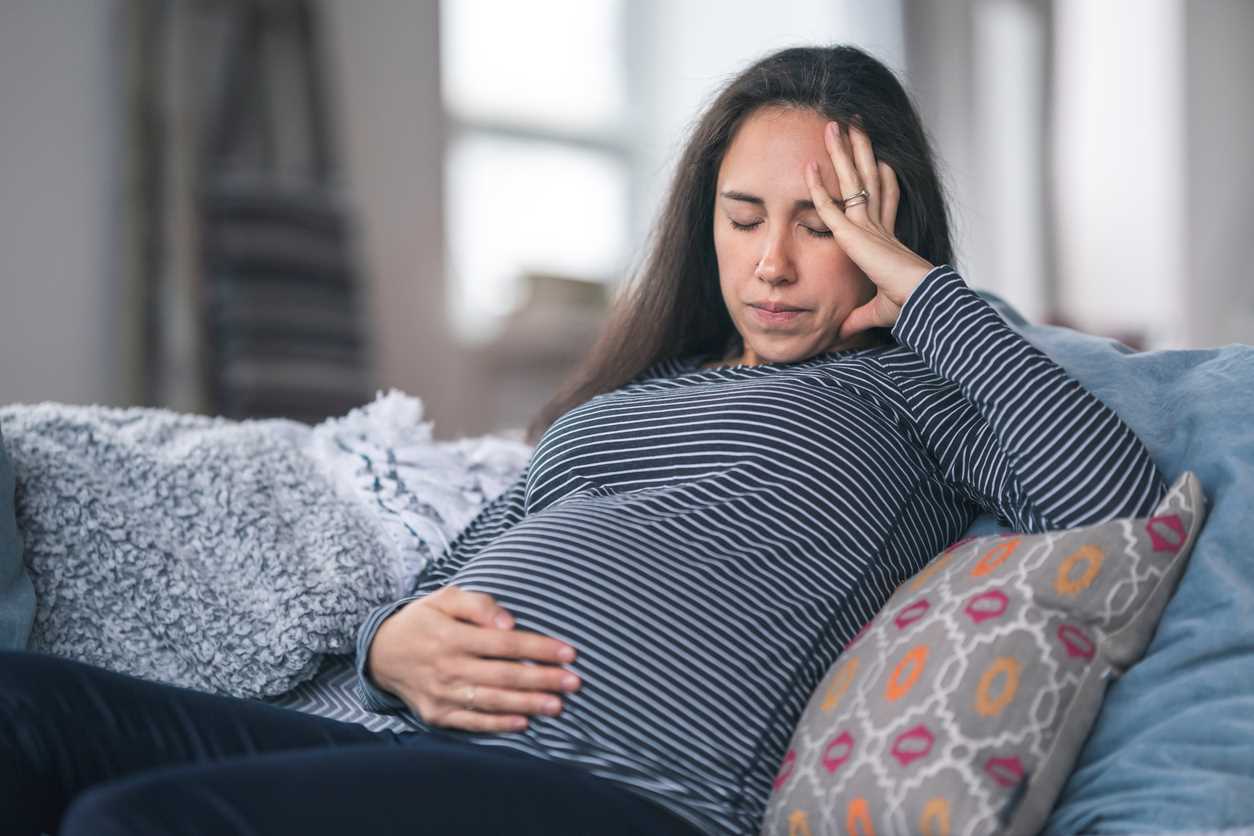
[803,120,936,339]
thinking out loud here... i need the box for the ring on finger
[840,187,870,208]
[464,684,477,710]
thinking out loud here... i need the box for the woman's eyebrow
[719,190,817,211]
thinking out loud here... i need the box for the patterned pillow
[761,471,1206,836]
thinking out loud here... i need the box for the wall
[1185,0,1254,347]
[0,1,127,406]
[319,0,467,434]
[630,0,906,248]
[0,0,466,433]
[905,0,1254,350]
[1051,0,1186,348]
[3,1,1248,424]
[905,0,1055,323]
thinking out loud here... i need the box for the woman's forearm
[883,265,1167,530]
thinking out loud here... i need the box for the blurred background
[1,0,1251,438]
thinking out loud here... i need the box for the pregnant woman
[1,44,1165,836]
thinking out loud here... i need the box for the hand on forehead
[718,107,844,213]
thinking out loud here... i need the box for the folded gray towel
[0,391,529,699]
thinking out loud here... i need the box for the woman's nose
[755,231,795,285]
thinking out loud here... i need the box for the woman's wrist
[357,595,423,703]
[889,265,965,348]
[366,610,406,693]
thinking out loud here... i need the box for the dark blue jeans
[1,651,704,836]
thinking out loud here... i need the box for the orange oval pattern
[787,809,813,836]
[886,645,929,701]
[847,797,876,836]
[920,797,951,836]
[971,537,1021,578]
[822,656,860,712]
[1054,544,1104,597]
[975,656,1022,717]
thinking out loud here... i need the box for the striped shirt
[354,265,1166,835]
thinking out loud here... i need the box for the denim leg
[4,650,704,836]
[60,735,705,836]
[0,650,392,836]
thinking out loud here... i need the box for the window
[440,0,631,343]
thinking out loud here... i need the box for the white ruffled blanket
[0,391,530,700]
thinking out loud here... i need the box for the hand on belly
[367,584,583,732]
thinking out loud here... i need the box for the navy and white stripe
[354,265,1166,836]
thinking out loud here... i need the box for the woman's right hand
[365,584,581,733]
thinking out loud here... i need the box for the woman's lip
[750,305,807,325]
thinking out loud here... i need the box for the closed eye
[728,219,832,238]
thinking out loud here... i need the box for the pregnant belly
[441,491,816,789]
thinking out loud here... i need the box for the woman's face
[712,106,876,365]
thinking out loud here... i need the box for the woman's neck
[702,331,888,369]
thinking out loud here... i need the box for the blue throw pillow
[0,423,35,649]
[970,291,1254,833]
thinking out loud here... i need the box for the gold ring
[840,188,870,208]
[464,685,477,710]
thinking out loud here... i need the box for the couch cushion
[0,424,35,649]
[761,471,1205,835]
[966,295,1254,833]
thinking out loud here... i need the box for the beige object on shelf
[469,271,612,436]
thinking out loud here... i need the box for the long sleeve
[877,264,1167,533]
[353,464,532,714]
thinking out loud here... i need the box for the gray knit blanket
[0,391,530,700]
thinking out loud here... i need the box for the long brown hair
[526,44,954,444]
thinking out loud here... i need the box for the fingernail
[496,614,513,629]
[562,674,580,690]
[827,121,838,140]
[545,698,562,713]
[559,646,575,662]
